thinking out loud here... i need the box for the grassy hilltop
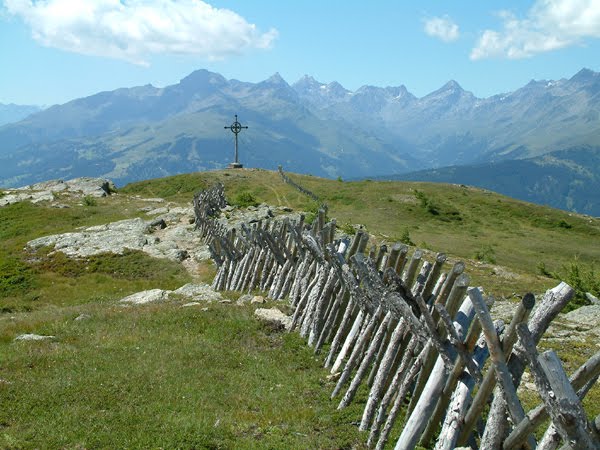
[125,168,600,299]
[1,169,598,448]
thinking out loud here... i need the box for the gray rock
[30,177,114,197]
[0,190,55,206]
[2,177,114,207]
[14,333,55,341]
[236,294,254,305]
[26,215,209,265]
[254,308,292,331]
[172,283,223,302]
[586,292,600,305]
[74,314,91,321]
[250,296,266,304]
[119,289,169,305]
[181,302,202,307]
[563,304,600,330]
[147,207,170,216]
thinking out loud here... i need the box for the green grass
[1,303,366,449]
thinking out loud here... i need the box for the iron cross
[224,114,248,168]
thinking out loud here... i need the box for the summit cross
[224,114,248,169]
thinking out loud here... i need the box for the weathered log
[338,310,393,409]
[517,324,599,450]
[360,317,408,431]
[299,267,329,338]
[290,274,319,331]
[457,293,535,446]
[401,249,422,287]
[393,244,409,275]
[433,334,490,450]
[308,267,337,347]
[324,297,356,369]
[470,288,528,429]
[407,272,469,416]
[479,282,574,448]
[374,244,388,271]
[375,347,425,450]
[366,316,395,387]
[418,300,491,449]
[421,252,446,301]
[331,309,366,375]
[315,286,346,354]
[368,334,417,447]
[394,291,478,450]
[332,305,384,398]
[411,260,432,296]
[385,243,403,271]
[505,350,600,449]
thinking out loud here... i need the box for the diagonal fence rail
[193,181,600,449]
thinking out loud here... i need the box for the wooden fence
[193,182,600,449]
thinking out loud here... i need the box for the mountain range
[0,103,41,127]
[0,68,599,214]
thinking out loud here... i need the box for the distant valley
[0,68,599,214]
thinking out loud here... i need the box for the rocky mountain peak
[179,69,227,89]
[571,68,597,82]
[264,72,288,86]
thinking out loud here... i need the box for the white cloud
[3,0,278,65]
[424,15,460,42]
[471,0,600,60]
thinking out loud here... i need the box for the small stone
[254,308,292,331]
[172,283,223,302]
[14,334,55,342]
[219,299,232,304]
[74,314,91,321]
[251,296,266,304]
[182,302,201,307]
[236,294,254,305]
[147,207,169,216]
[119,289,169,305]
[149,218,167,229]
[586,292,600,305]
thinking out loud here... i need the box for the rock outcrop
[27,206,211,266]
[1,177,115,207]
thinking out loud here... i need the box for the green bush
[400,228,414,246]
[474,245,496,264]
[340,222,356,235]
[539,259,599,311]
[232,191,259,208]
[83,195,97,206]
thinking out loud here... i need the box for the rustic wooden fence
[193,182,600,449]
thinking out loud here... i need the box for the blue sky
[1,0,600,106]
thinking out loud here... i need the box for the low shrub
[232,191,259,208]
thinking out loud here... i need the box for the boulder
[563,304,600,331]
[236,294,254,305]
[254,308,292,331]
[172,283,223,302]
[250,296,266,304]
[120,289,169,305]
